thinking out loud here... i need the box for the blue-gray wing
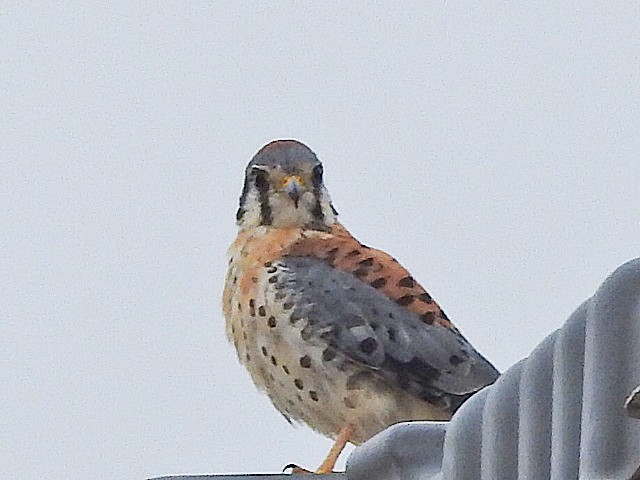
[276,256,500,408]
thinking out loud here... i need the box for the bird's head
[236,140,338,231]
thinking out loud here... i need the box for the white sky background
[2,2,640,479]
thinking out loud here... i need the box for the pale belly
[223,257,450,444]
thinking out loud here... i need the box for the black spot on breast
[258,306,266,316]
[261,346,268,356]
[266,266,277,274]
[294,379,304,390]
[370,277,387,289]
[396,295,415,306]
[300,327,313,341]
[359,337,378,355]
[299,355,311,368]
[270,355,278,366]
[282,365,290,375]
[322,348,336,362]
[309,391,319,401]
[267,316,277,328]
[398,276,415,288]
[249,299,256,316]
[268,276,278,284]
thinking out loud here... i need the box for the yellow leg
[315,424,354,474]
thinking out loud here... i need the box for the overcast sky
[2,2,640,479]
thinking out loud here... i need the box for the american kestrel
[223,140,499,472]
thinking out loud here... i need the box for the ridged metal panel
[346,258,640,480]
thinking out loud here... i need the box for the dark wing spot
[359,337,378,355]
[353,268,368,278]
[417,292,433,303]
[421,312,436,324]
[449,355,464,366]
[289,311,303,324]
[266,266,277,274]
[369,277,387,289]
[388,328,397,342]
[396,295,415,306]
[268,275,278,283]
[358,258,374,267]
[398,276,415,288]
[282,365,290,374]
[326,247,339,265]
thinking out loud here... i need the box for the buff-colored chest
[223,226,450,444]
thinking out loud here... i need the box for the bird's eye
[312,165,323,187]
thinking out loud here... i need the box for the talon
[283,463,312,474]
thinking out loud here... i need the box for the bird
[223,139,500,473]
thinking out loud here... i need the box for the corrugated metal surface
[347,258,640,480]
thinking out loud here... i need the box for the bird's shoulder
[280,223,454,330]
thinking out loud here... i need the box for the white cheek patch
[238,190,264,228]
